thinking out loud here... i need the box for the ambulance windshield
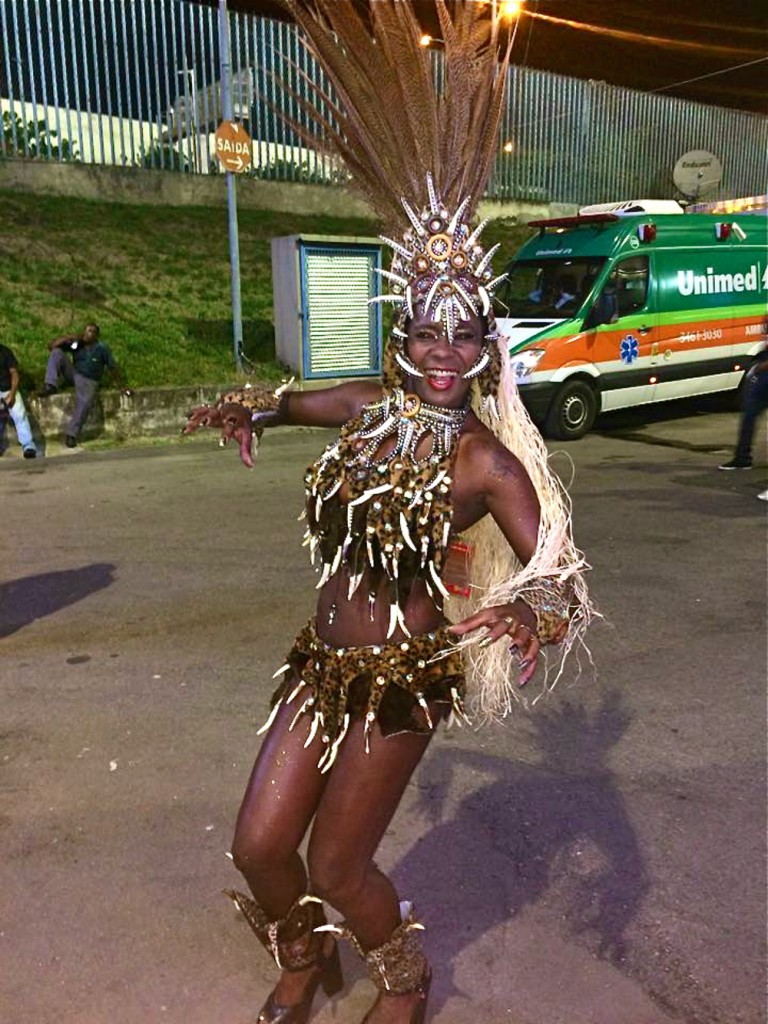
[495,258,607,319]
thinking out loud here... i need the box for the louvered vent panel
[305,251,376,375]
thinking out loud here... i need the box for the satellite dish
[673,150,723,200]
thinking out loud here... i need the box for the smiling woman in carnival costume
[184,2,594,1021]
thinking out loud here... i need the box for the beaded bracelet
[218,378,293,425]
[511,577,573,645]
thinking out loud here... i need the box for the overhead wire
[650,55,768,93]
[525,9,766,59]
[503,50,767,132]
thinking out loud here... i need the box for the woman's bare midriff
[315,565,445,647]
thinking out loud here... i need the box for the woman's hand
[182,402,258,468]
[448,600,541,686]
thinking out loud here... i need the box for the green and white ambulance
[494,199,768,438]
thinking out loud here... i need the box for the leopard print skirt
[262,619,467,771]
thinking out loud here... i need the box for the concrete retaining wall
[0,159,576,222]
[25,385,227,446]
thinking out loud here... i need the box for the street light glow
[502,140,514,153]
[419,34,433,47]
[499,1,523,18]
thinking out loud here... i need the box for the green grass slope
[0,189,531,391]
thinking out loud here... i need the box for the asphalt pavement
[1,402,766,1024]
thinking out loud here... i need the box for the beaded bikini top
[303,388,468,637]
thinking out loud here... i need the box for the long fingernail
[518,659,530,670]
[478,636,492,648]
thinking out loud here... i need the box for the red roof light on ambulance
[637,223,657,243]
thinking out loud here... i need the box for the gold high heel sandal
[317,901,431,1024]
[360,968,431,1024]
[225,890,344,1024]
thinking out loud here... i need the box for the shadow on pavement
[594,393,737,452]
[393,690,647,1014]
[0,563,116,639]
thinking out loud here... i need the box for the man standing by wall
[42,323,126,448]
[0,342,37,458]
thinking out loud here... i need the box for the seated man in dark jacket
[43,323,126,448]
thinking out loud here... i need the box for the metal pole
[218,0,244,373]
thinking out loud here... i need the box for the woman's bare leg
[308,719,436,1021]
[229,693,330,1005]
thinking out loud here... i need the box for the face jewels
[461,349,491,380]
[328,602,337,625]
[394,349,425,378]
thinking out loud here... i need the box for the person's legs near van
[719,368,768,470]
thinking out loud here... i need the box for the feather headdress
[274,0,511,382]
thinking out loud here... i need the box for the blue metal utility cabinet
[271,235,384,381]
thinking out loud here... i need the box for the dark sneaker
[37,384,58,398]
[23,447,37,459]
[718,457,752,470]
[65,435,77,449]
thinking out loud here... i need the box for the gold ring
[503,616,514,625]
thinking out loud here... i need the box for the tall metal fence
[1,0,766,206]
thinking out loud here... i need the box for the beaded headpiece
[376,173,506,342]
[375,174,505,408]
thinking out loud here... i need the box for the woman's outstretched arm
[182,379,382,466]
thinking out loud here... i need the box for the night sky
[506,0,767,115]
[223,0,768,115]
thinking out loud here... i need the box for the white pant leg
[2,389,35,451]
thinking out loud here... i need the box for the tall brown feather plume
[273,0,513,232]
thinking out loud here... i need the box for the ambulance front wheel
[543,379,598,440]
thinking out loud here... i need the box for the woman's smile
[424,367,460,391]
